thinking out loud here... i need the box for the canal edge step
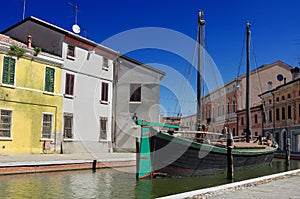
[0,155,136,175]
[157,169,300,199]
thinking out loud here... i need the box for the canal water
[0,158,299,199]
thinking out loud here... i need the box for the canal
[0,158,299,199]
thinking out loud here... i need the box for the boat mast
[196,10,205,131]
[245,22,251,142]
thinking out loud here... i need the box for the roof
[2,16,117,55]
[0,33,26,48]
[120,55,166,76]
[259,76,300,97]
[2,16,165,76]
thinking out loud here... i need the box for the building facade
[260,67,300,153]
[2,16,166,154]
[3,16,118,153]
[178,61,293,138]
[0,34,63,154]
[114,56,165,151]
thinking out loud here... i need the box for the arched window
[227,98,230,114]
[267,81,272,90]
[232,95,236,112]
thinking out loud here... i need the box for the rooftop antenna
[22,0,26,20]
[69,2,81,34]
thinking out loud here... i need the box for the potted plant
[10,45,26,57]
[33,46,41,56]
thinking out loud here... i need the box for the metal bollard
[226,128,234,180]
[286,138,290,169]
[92,160,97,172]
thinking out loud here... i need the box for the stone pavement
[158,169,300,199]
[0,152,136,175]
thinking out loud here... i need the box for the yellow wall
[0,53,62,154]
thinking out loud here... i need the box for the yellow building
[0,34,63,154]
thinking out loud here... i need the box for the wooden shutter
[45,67,55,92]
[101,82,108,102]
[65,73,74,95]
[2,57,15,85]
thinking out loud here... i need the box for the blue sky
[1,0,300,116]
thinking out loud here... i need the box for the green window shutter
[2,57,15,85]
[45,67,55,92]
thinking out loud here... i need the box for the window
[2,56,16,86]
[255,114,258,123]
[276,97,279,102]
[282,107,285,120]
[65,73,74,96]
[44,67,55,93]
[42,114,52,139]
[101,82,109,103]
[267,81,272,90]
[276,108,280,121]
[63,113,73,139]
[232,96,236,112]
[269,110,272,122]
[130,84,141,102]
[287,93,291,99]
[288,106,292,119]
[99,117,107,140]
[102,57,109,70]
[0,110,12,138]
[282,96,285,100]
[67,45,75,58]
[269,99,272,104]
[227,99,230,114]
[241,117,244,125]
[262,112,266,123]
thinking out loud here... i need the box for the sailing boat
[135,11,278,179]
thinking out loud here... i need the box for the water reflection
[0,159,299,199]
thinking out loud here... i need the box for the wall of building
[60,41,115,153]
[115,58,163,151]
[0,52,63,154]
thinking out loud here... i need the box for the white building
[3,16,118,153]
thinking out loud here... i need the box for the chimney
[291,67,300,80]
[27,35,32,49]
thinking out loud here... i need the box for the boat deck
[214,141,274,150]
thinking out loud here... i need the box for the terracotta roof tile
[0,34,27,48]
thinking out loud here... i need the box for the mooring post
[286,138,291,169]
[136,137,140,180]
[226,128,234,179]
[92,159,97,172]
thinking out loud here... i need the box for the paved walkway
[158,169,300,199]
[0,153,135,165]
[0,153,136,175]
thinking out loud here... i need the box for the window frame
[102,57,109,71]
[67,44,76,60]
[100,82,109,104]
[268,110,272,122]
[41,113,53,140]
[63,113,73,140]
[99,117,108,141]
[0,109,13,140]
[276,108,280,121]
[1,56,16,87]
[130,83,142,103]
[287,105,292,120]
[64,73,75,98]
[282,107,286,120]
